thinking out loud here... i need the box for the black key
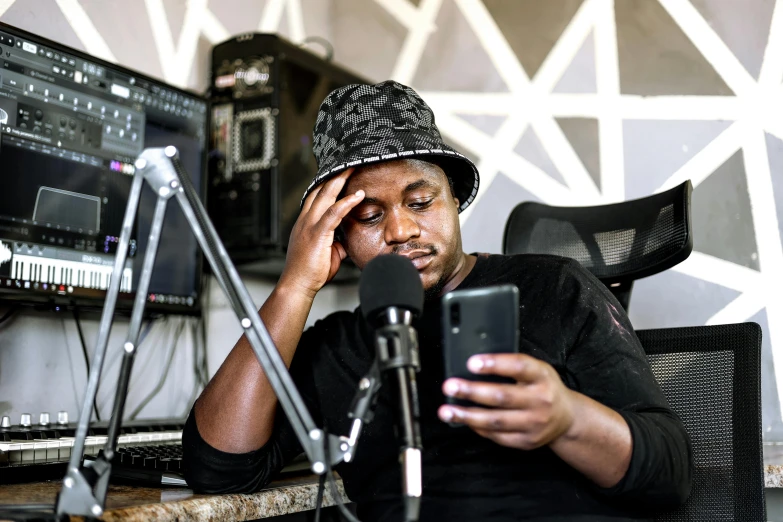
[169,458,182,471]
[142,457,157,469]
[6,431,34,440]
[157,458,171,471]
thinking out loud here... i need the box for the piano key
[0,429,183,467]
[5,431,34,440]
[45,441,60,461]
[10,253,133,292]
[33,441,47,462]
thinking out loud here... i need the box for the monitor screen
[0,22,208,314]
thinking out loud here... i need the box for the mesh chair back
[636,323,764,521]
[503,181,693,284]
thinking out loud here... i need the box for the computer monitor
[0,22,208,315]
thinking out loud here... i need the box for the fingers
[308,168,355,215]
[442,379,532,410]
[466,353,547,383]
[326,241,348,283]
[437,404,531,433]
[316,189,365,233]
[332,240,347,262]
[438,402,565,450]
[301,184,323,214]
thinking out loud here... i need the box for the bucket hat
[301,80,480,212]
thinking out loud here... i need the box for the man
[183,81,692,521]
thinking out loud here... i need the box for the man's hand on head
[280,168,363,299]
[437,353,577,451]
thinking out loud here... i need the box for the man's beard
[390,242,446,301]
[424,273,449,301]
[423,251,462,302]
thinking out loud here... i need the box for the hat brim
[301,149,480,213]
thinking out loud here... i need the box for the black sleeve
[558,260,693,509]
[182,326,324,493]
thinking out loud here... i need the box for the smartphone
[442,284,520,408]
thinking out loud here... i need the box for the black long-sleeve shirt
[183,254,693,521]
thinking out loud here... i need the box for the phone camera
[450,303,460,333]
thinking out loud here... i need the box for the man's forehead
[345,160,446,190]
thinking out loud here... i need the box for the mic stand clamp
[346,360,382,461]
[54,147,364,519]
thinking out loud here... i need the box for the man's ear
[334,225,352,261]
[453,196,460,208]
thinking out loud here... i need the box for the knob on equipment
[39,412,50,426]
[57,411,69,426]
[1,416,10,428]
[20,413,32,427]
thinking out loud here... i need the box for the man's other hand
[281,169,364,298]
[437,353,577,450]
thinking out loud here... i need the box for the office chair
[636,323,765,521]
[503,181,693,310]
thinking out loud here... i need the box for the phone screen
[441,284,520,408]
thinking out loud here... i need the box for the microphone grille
[359,255,424,322]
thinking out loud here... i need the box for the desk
[3,465,778,520]
[0,475,348,521]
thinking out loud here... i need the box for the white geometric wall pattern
[1,0,781,435]
[381,0,783,435]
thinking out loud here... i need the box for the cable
[0,503,58,521]
[185,318,205,414]
[0,306,18,326]
[128,318,186,420]
[191,317,208,388]
[123,316,167,392]
[139,319,155,346]
[314,472,326,522]
[322,431,361,522]
[73,306,101,422]
[200,311,209,383]
[129,318,179,419]
[184,281,211,414]
[300,36,334,62]
[200,274,211,382]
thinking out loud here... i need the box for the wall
[0,278,357,423]
[0,0,781,444]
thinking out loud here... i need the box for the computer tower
[207,33,367,279]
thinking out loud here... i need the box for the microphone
[359,255,424,522]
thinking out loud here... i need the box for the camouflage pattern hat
[301,80,480,213]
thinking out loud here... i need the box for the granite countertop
[0,474,348,521]
[765,444,783,488]
[766,466,783,488]
[1,459,781,521]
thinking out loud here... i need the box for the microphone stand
[345,307,424,522]
[53,147,376,519]
[372,308,423,522]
